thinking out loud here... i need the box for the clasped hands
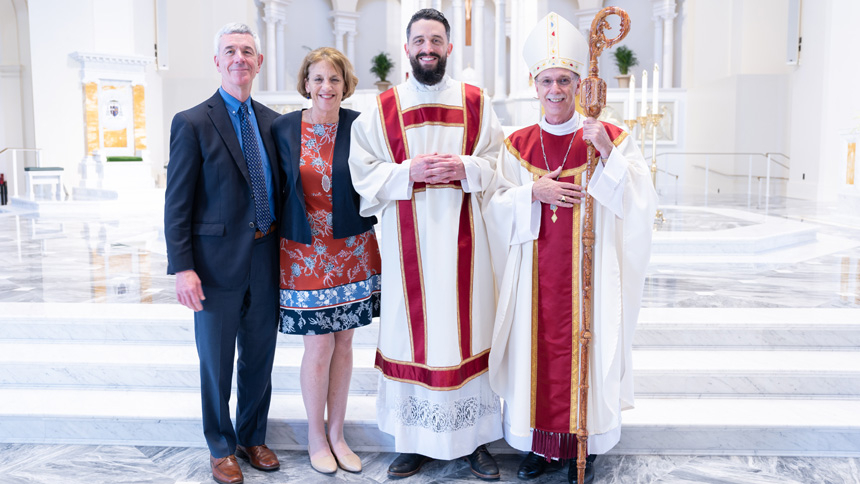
[410,153,466,184]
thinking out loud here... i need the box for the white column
[451,0,465,79]
[652,13,664,86]
[275,19,286,90]
[653,0,677,88]
[346,32,356,63]
[331,10,360,61]
[264,15,277,90]
[431,0,441,11]
[401,0,419,81]
[510,0,537,96]
[473,0,485,85]
[333,29,345,54]
[576,8,601,39]
[493,0,507,99]
[662,8,677,88]
[260,0,290,92]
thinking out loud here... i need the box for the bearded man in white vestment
[483,12,657,484]
[349,8,505,481]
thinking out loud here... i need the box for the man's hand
[424,153,465,184]
[532,166,585,207]
[410,153,466,184]
[581,117,614,159]
[409,153,438,183]
[176,269,205,312]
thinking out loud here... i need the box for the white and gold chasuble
[349,75,504,459]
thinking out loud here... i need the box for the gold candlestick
[649,112,665,224]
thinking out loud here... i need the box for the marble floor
[1,444,859,484]
[2,194,858,309]
[2,193,860,483]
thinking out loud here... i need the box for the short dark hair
[406,8,450,41]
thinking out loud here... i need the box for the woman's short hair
[296,47,358,100]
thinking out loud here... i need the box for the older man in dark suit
[164,22,281,484]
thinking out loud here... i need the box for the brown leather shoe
[210,455,243,484]
[236,444,280,471]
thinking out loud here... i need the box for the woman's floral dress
[278,121,381,335]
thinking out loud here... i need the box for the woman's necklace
[539,127,575,223]
[306,109,337,193]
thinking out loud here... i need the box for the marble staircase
[1,303,858,456]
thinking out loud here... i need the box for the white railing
[0,148,43,198]
[655,151,790,212]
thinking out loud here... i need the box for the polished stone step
[0,388,857,456]
[3,341,858,398]
[0,302,379,347]
[3,304,858,350]
[636,308,860,349]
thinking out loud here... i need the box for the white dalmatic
[349,74,505,459]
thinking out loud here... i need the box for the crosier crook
[578,7,630,484]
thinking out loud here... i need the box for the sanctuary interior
[1,0,859,483]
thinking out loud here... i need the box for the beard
[410,52,447,86]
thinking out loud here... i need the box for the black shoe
[517,452,563,480]
[388,453,433,478]
[466,445,500,481]
[568,454,596,484]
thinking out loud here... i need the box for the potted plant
[612,45,638,88]
[370,52,395,92]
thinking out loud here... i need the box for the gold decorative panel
[847,142,855,185]
[84,82,100,155]
[133,84,146,150]
[103,129,128,148]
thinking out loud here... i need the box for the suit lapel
[207,92,251,187]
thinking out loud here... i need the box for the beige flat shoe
[333,450,362,473]
[308,446,337,474]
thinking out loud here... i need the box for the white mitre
[523,11,588,78]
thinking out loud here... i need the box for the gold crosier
[577,7,630,484]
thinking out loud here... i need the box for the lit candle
[652,63,660,116]
[628,74,636,120]
[640,69,648,117]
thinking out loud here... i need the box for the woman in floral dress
[271,47,380,475]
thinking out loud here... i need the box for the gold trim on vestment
[406,121,465,130]
[377,368,488,391]
[394,88,410,161]
[461,84,468,155]
[375,349,491,391]
[412,184,464,193]
[414,196,429,361]
[395,202,416,360]
[468,197,475,353]
[530,239,539,428]
[400,102,462,112]
[377,94,396,164]
[569,170,583,433]
[505,137,588,179]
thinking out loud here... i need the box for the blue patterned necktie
[238,103,272,234]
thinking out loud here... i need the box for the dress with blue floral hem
[278,121,381,335]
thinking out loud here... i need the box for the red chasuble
[504,121,626,459]
[373,84,489,390]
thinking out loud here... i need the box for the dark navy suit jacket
[164,90,281,288]
[272,107,375,245]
